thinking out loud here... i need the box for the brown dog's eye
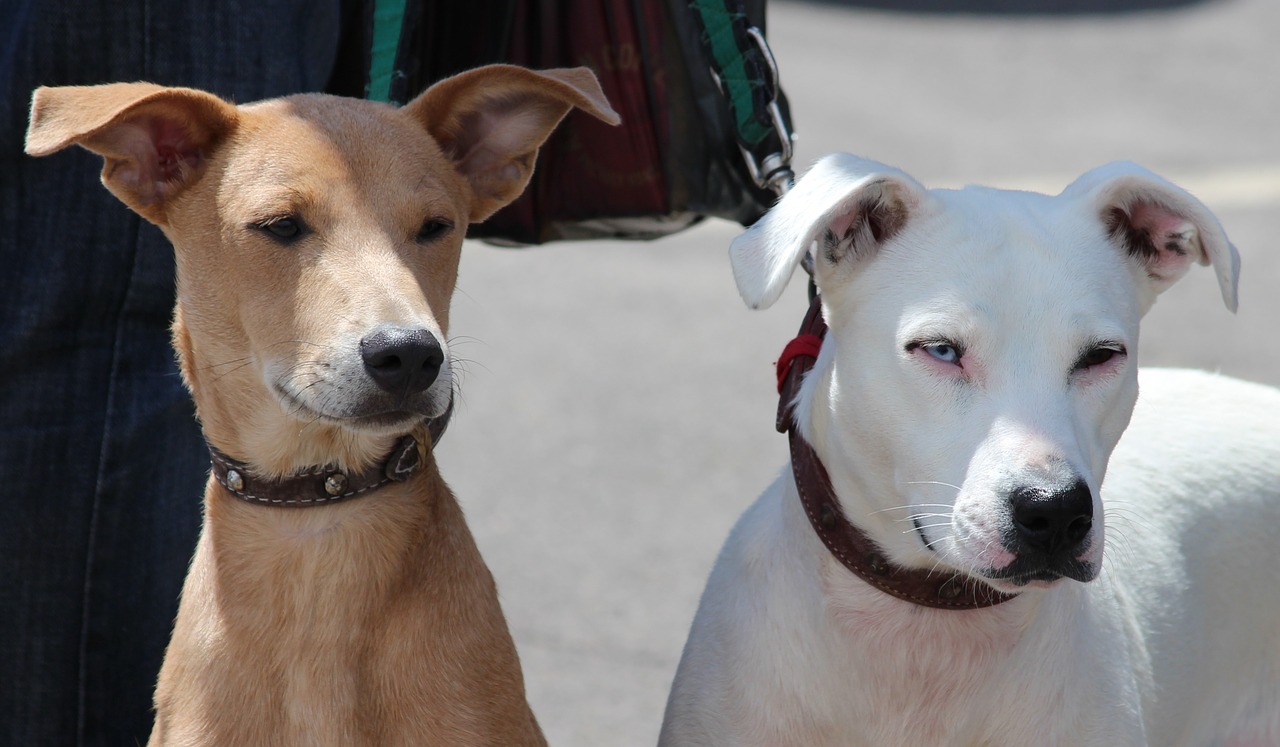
[255,217,305,243]
[417,219,452,243]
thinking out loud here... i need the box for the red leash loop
[774,295,829,433]
[775,334,824,393]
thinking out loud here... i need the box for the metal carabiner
[739,26,796,198]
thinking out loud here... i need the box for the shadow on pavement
[808,0,1214,15]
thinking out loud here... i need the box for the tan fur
[26,67,618,745]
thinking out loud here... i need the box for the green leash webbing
[367,0,407,103]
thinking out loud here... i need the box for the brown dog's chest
[150,475,543,746]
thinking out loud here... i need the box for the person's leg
[0,3,341,744]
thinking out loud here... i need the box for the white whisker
[867,503,952,517]
[906,521,954,535]
[904,480,963,492]
[892,512,952,524]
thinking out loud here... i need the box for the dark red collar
[776,295,1017,610]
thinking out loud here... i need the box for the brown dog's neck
[199,430,454,564]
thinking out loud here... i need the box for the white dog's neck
[794,345,939,569]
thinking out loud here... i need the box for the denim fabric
[0,2,341,744]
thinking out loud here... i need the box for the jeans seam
[76,215,145,747]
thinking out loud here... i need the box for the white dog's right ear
[729,153,929,309]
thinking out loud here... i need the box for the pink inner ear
[827,209,858,240]
[95,112,206,206]
[1127,201,1196,253]
[1111,200,1200,287]
[150,115,204,184]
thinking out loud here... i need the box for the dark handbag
[327,0,794,244]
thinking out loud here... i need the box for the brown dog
[26,66,617,745]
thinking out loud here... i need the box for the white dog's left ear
[729,153,929,309]
[1064,162,1240,312]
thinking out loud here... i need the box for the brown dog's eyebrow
[239,186,316,224]
[414,173,450,194]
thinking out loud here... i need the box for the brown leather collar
[776,294,1017,610]
[208,404,452,509]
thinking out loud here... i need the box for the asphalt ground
[435,1,1279,743]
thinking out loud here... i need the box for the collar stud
[324,473,349,496]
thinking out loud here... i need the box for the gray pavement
[434,1,1279,744]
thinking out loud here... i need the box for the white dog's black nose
[360,326,444,394]
[1009,479,1093,556]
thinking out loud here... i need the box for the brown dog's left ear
[25,82,238,225]
[405,64,620,223]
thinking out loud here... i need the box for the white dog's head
[732,154,1238,592]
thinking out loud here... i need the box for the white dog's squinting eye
[1073,344,1127,371]
[907,341,963,365]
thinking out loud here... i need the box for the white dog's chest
[813,563,1137,746]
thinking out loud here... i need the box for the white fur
[661,154,1279,746]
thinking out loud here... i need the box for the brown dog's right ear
[25,82,238,225]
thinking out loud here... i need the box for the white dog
[660,154,1280,746]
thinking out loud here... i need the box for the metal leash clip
[738,26,796,199]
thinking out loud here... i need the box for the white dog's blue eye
[924,343,960,364]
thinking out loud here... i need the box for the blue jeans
[0,2,341,743]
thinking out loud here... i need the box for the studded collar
[776,294,1017,610]
[209,434,424,508]
[207,403,451,508]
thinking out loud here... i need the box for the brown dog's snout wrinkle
[360,326,444,395]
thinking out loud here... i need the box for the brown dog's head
[26,66,618,475]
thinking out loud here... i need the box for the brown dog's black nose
[360,326,444,394]
[1010,479,1093,556]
